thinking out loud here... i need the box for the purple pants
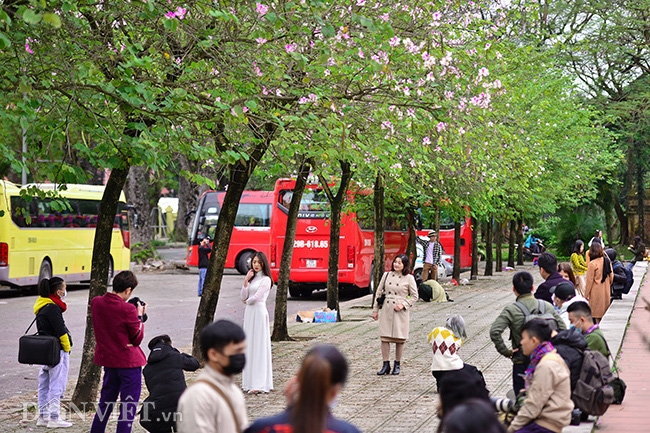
[91,367,142,433]
[514,423,555,433]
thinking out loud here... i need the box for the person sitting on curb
[140,335,200,433]
[490,271,565,395]
[536,253,573,304]
[550,327,588,393]
[550,281,587,329]
[566,301,610,358]
[507,319,573,433]
[429,315,484,393]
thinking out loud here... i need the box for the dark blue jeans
[91,367,142,433]
[514,423,555,433]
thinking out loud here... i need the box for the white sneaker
[47,419,73,428]
[36,416,49,426]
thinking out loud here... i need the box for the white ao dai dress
[240,271,274,392]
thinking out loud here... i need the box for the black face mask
[222,353,246,376]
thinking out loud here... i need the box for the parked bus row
[186,179,471,297]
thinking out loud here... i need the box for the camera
[570,408,582,426]
[127,297,148,322]
[490,397,518,414]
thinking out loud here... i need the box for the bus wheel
[38,260,52,287]
[367,263,375,295]
[288,284,301,298]
[236,251,254,275]
[300,288,313,298]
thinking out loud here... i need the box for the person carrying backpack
[606,248,632,300]
[490,272,566,395]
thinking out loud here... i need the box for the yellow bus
[0,181,131,289]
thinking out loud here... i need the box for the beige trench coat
[373,271,418,341]
[585,256,614,319]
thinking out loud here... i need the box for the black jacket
[142,343,200,416]
[198,244,211,269]
[35,303,72,348]
[552,327,587,392]
[536,272,571,304]
[605,249,627,291]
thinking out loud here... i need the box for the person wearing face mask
[244,345,361,433]
[177,320,248,433]
[33,277,73,428]
[91,271,147,433]
[240,252,273,394]
[566,301,610,358]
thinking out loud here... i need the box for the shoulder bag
[193,379,242,433]
[375,272,389,309]
[18,315,61,366]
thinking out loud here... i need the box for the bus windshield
[278,189,330,219]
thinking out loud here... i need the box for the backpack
[514,300,559,330]
[573,349,615,416]
[613,263,633,294]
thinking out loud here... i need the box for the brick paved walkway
[2,263,645,432]
[594,267,650,433]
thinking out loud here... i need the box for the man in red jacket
[90,271,147,433]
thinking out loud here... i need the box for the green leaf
[23,9,42,25]
[245,100,257,110]
[43,13,61,28]
[0,32,10,50]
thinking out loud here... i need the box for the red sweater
[91,292,146,368]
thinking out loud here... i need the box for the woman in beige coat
[585,242,613,322]
[372,254,418,375]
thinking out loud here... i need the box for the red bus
[269,179,417,297]
[269,179,473,297]
[415,208,472,269]
[186,190,273,274]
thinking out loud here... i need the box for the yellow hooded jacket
[33,297,71,352]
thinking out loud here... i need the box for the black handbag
[375,272,388,309]
[19,316,61,366]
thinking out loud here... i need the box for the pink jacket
[91,292,146,368]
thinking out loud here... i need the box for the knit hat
[428,326,463,371]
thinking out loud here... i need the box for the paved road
[156,247,188,262]
[0,269,358,400]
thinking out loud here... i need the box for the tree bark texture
[495,220,503,272]
[405,208,417,266]
[484,219,493,276]
[508,219,516,268]
[271,159,311,341]
[191,127,271,360]
[126,165,161,247]
[517,218,524,265]
[319,161,353,321]
[470,216,479,280]
[173,154,201,242]
[453,221,461,281]
[614,198,629,245]
[637,164,645,240]
[72,165,129,406]
[372,172,385,306]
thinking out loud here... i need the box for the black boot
[377,361,391,375]
[391,361,401,375]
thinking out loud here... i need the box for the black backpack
[613,263,634,294]
[514,299,560,330]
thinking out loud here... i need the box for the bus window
[234,203,271,227]
[278,189,330,218]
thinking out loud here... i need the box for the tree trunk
[372,172,385,306]
[507,219,517,268]
[319,161,353,321]
[614,197,629,245]
[495,220,503,272]
[517,218,524,265]
[470,216,479,280]
[126,165,160,247]
[453,220,461,281]
[173,154,200,242]
[191,126,272,360]
[484,219,493,276]
[72,165,129,406]
[271,159,311,341]
[406,208,417,266]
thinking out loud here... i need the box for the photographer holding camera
[91,270,147,433]
[506,318,573,433]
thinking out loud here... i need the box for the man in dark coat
[551,327,588,393]
[536,252,573,303]
[140,335,200,433]
[605,248,627,300]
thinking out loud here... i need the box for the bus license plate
[306,260,317,268]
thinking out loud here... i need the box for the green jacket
[585,328,610,358]
[490,293,566,364]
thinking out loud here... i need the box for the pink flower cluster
[165,7,187,19]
